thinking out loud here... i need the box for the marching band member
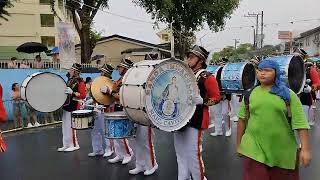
[100,59,133,164]
[174,45,220,180]
[88,64,115,157]
[128,56,158,176]
[58,63,86,152]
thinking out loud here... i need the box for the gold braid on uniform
[203,98,218,106]
[111,90,119,97]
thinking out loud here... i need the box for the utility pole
[261,11,264,48]
[233,39,240,50]
[245,12,263,49]
[170,21,174,58]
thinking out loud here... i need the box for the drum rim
[144,59,198,132]
[21,71,67,113]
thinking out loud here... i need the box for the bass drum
[207,65,223,90]
[120,59,199,132]
[21,72,67,112]
[221,62,256,92]
[264,55,305,94]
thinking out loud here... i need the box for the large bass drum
[221,62,256,92]
[207,65,223,90]
[120,59,199,132]
[21,72,67,112]
[263,55,305,94]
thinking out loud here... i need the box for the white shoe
[34,122,41,127]
[64,146,80,152]
[108,155,122,163]
[27,123,33,128]
[103,150,114,158]
[122,155,132,164]
[129,167,144,175]
[88,151,104,157]
[57,147,67,152]
[309,120,315,126]
[231,116,238,122]
[144,163,158,176]
[225,128,232,137]
[210,132,223,136]
[208,123,215,129]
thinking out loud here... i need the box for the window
[39,0,50,5]
[306,37,310,46]
[315,34,319,40]
[40,14,54,27]
[162,34,169,42]
[41,36,55,47]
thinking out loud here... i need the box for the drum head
[23,72,67,112]
[145,60,198,132]
[91,76,115,105]
[288,56,305,93]
[242,63,256,90]
[73,110,92,114]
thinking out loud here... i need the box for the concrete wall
[300,33,320,56]
[0,69,120,120]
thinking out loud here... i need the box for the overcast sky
[93,0,320,52]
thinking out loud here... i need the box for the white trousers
[132,125,157,170]
[211,100,229,134]
[114,138,132,159]
[174,127,205,180]
[230,94,241,120]
[303,105,315,123]
[62,110,78,148]
[91,112,114,153]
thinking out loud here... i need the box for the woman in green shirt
[236,59,311,180]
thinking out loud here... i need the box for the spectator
[33,55,44,69]
[8,57,18,69]
[25,104,40,128]
[20,59,30,69]
[11,83,23,128]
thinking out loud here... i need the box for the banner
[57,22,76,70]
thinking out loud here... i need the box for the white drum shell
[71,110,93,129]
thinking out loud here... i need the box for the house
[295,26,320,56]
[75,34,171,66]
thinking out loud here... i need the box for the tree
[134,0,240,59]
[51,0,109,63]
[236,43,253,54]
[0,0,13,21]
[220,46,235,59]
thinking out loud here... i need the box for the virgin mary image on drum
[159,76,180,117]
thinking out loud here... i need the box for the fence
[0,60,94,69]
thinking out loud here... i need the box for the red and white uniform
[61,77,86,149]
[174,70,220,180]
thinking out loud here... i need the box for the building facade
[0,0,78,60]
[295,26,320,57]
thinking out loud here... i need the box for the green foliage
[134,0,240,58]
[0,0,13,21]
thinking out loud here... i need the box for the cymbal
[91,76,115,105]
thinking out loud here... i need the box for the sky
[93,0,320,52]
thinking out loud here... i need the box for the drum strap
[195,69,206,81]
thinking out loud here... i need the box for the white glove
[304,85,312,93]
[306,79,311,84]
[65,87,73,94]
[84,98,94,105]
[100,86,110,94]
[192,94,203,105]
[93,104,104,113]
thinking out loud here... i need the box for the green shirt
[238,86,310,170]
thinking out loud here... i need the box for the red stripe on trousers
[123,139,131,155]
[109,139,114,151]
[197,130,204,180]
[148,127,155,167]
[72,129,76,147]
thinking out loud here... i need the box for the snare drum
[263,55,305,94]
[104,111,136,139]
[21,72,67,112]
[71,110,94,130]
[120,59,198,132]
[221,62,256,92]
